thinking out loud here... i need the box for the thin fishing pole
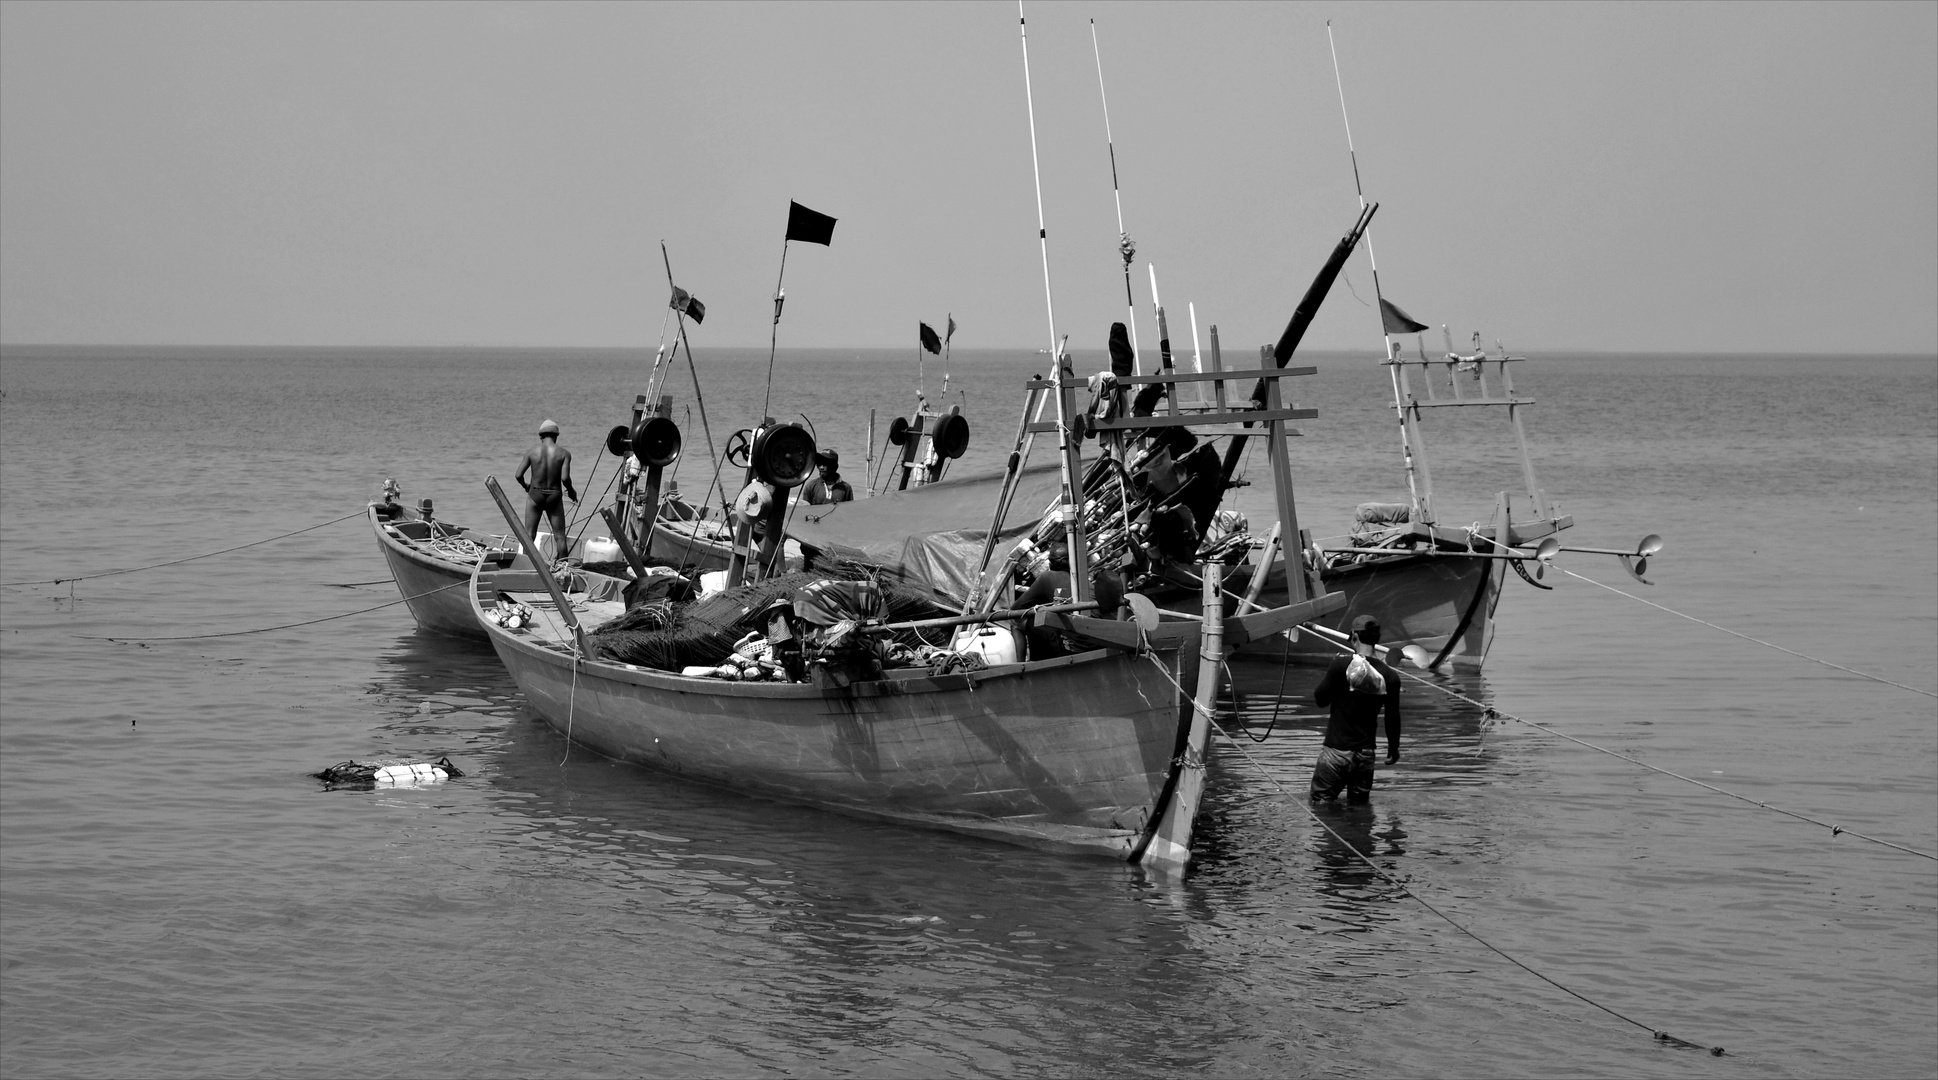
[1017,3,1080,527]
[763,240,790,421]
[1089,18,1142,371]
[1327,20,1426,526]
[660,244,724,519]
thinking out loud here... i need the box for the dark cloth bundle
[588,572,950,672]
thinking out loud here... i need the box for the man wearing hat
[516,419,578,560]
[801,450,853,505]
[1309,614,1403,803]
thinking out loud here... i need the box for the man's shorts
[1310,745,1377,803]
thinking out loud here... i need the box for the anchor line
[1211,725,1727,1057]
[81,580,469,642]
[1,508,367,587]
[1555,566,1936,699]
[1300,629,1938,862]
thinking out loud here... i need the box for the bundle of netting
[588,571,951,672]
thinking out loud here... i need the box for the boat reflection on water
[365,629,523,728]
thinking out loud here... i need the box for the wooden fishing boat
[368,486,501,641]
[1226,33,1659,670]
[470,343,1344,865]
[1224,338,1573,668]
[368,481,614,641]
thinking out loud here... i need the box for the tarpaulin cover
[789,463,1064,604]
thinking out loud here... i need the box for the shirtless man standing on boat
[516,419,578,560]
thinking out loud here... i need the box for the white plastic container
[372,763,450,785]
[581,536,621,564]
[951,624,1020,666]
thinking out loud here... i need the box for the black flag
[1107,322,1135,377]
[1380,297,1428,334]
[919,322,942,355]
[670,286,706,325]
[946,315,956,343]
[785,201,837,246]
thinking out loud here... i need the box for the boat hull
[1231,553,1502,668]
[369,506,487,640]
[473,570,1201,858]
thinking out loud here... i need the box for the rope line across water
[1,508,368,587]
[1211,726,1728,1056]
[1557,566,1936,699]
[1397,662,1938,862]
[83,580,468,642]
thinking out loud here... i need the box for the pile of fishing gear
[586,570,950,676]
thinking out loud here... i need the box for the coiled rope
[85,580,467,642]
[1210,725,1728,1056]
[1,508,367,587]
[1556,566,1936,699]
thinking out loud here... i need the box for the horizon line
[4,341,1935,359]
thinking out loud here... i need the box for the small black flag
[670,286,706,325]
[946,315,956,343]
[1380,297,1429,334]
[919,322,942,355]
[785,201,837,246]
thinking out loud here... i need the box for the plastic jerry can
[951,624,1020,665]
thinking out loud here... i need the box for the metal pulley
[605,424,634,457]
[930,413,970,459]
[750,423,817,488]
[632,416,682,468]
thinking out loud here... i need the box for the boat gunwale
[469,562,1199,700]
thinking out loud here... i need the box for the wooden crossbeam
[1406,396,1534,408]
[1024,406,1315,434]
[1023,366,1316,390]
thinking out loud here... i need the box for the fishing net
[587,570,950,672]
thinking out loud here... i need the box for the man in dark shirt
[802,451,853,505]
[1310,614,1402,803]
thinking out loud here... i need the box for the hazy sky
[2,1,1934,354]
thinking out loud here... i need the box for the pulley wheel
[632,416,682,467]
[724,429,754,468]
[605,424,633,457]
[931,413,970,459]
[751,423,817,489]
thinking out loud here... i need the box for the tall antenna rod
[1327,19,1427,523]
[1090,18,1142,374]
[1018,2,1089,599]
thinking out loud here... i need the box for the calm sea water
[2,345,1933,1079]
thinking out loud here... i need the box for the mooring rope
[1210,725,1728,1056]
[1406,667,1937,862]
[1,508,367,587]
[84,580,468,642]
[1556,566,1936,699]
[1285,627,1938,861]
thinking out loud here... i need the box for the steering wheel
[724,428,754,469]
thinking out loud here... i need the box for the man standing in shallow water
[516,419,578,561]
[1310,614,1403,804]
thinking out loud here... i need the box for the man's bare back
[516,420,577,557]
